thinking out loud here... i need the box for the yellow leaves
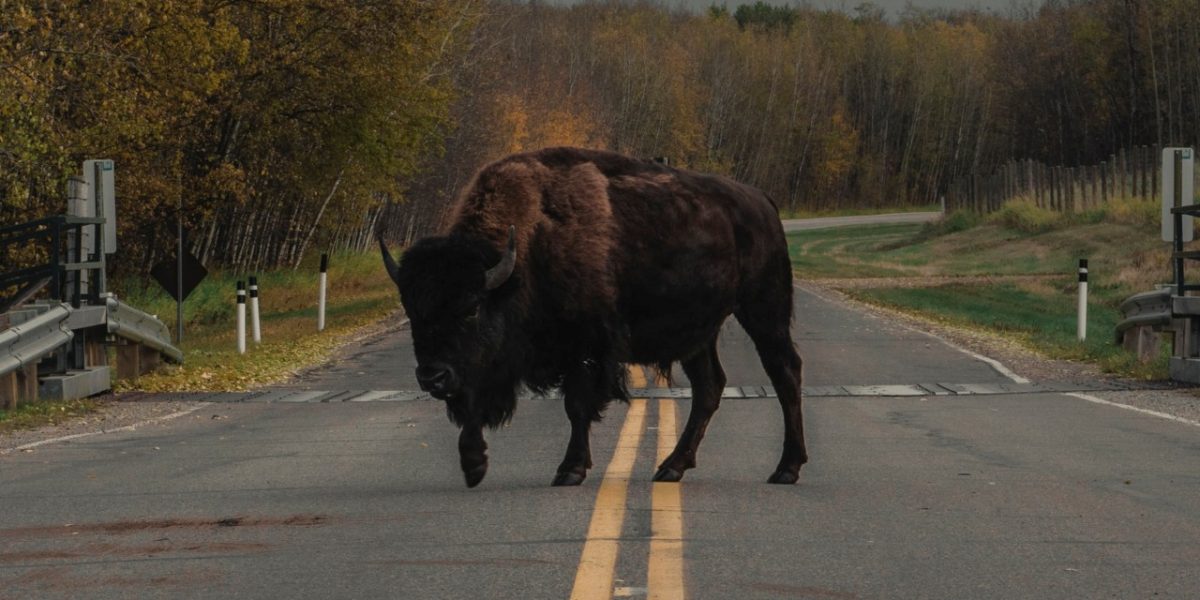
[201,163,250,205]
[491,93,604,155]
[814,107,859,192]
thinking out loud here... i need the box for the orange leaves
[490,93,604,156]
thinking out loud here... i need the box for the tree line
[2,0,1198,277]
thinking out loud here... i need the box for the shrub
[1100,196,1159,228]
[988,198,1063,233]
[919,210,980,238]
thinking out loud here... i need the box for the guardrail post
[116,341,161,381]
[116,341,141,381]
[0,363,38,410]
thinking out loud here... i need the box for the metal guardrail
[0,303,73,378]
[105,297,183,363]
[1114,288,1172,343]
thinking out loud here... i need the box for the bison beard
[379,147,807,488]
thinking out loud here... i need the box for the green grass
[108,250,399,392]
[849,283,1164,379]
[788,204,1174,378]
[2,250,399,434]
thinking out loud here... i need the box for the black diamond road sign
[151,250,207,303]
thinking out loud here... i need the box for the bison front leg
[459,423,489,488]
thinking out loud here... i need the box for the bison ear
[484,226,516,291]
[377,232,401,286]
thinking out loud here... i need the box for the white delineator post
[317,254,328,332]
[1077,259,1088,342]
[249,276,262,344]
[237,281,247,354]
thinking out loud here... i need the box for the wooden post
[116,341,141,381]
[1076,166,1084,212]
[1100,160,1108,204]
[1055,167,1064,212]
[1038,162,1047,208]
[1091,165,1099,210]
[1,363,38,410]
[1048,167,1056,212]
[1140,146,1150,200]
[972,173,980,213]
[1,370,17,410]
[1109,154,1118,201]
[1147,145,1156,200]
[1117,148,1127,199]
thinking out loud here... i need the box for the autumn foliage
[2,0,1199,274]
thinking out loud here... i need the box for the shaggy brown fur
[380,147,807,488]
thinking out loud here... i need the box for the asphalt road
[3,241,1199,598]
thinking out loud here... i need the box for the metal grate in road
[118,380,1142,403]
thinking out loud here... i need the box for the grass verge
[0,397,101,434]
[1,250,396,432]
[848,283,1165,379]
[788,199,1172,378]
[111,250,398,392]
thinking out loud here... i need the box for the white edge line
[1,402,212,455]
[915,329,1030,384]
[793,283,1030,384]
[4,315,408,456]
[1066,392,1200,428]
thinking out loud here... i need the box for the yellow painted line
[649,399,685,600]
[570,398,647,600]
[628,364,648,389]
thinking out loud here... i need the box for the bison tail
[653,361,674,387]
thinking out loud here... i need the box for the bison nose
[416,363,456,392]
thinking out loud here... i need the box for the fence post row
[942,145,1197,217]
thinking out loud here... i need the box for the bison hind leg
[653,339,724,482]
[734,287,807,485]
[652,361,674,387]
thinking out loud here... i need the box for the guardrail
[1114,288,1172,344]
[106,297,183,363]
[0,304,73,379]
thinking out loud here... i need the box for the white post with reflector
[1077,259,1088,342]
[249,276,261,344]
[317,254,328,332]
[236,281,247,354]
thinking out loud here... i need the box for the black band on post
[237,280,246,303]
[320,254,329,273]
[1078,259,1088,283]
[249,275,259,297]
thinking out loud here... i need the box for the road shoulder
[800,279,1200,426]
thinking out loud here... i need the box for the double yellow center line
[570,367,685,600]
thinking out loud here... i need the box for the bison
[378,147,806,487]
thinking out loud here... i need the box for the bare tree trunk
[292,169,345,270]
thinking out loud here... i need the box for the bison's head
[378,228,516,419]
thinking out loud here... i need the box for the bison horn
[484,226,516,290]
[377,232,401,285]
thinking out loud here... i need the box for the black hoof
[552,472,586,486]
[653,466,684,482]
[463,464,488,488]
[767,470,799,484]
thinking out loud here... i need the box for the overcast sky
[658,0,1038,18]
